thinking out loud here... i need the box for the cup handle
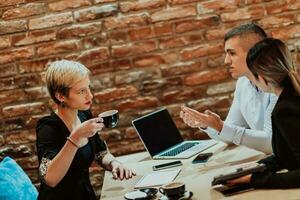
[159,187,164,194]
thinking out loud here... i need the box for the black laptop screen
[132,108,184,157]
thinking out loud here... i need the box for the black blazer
[251,80,300,188]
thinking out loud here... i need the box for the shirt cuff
[219,123,244,145]
[202,127,220,141]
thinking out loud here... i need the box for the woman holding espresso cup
[36,60,135,200]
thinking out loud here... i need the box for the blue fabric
[0,157,38,200]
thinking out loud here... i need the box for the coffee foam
[163,182,184,189]
[99,110,118,117]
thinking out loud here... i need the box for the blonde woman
[228,38,300,188]
[36,60,135,200]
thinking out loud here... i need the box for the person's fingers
[125,169,130,179]
[119,168,124,180]
[204,110,220,119]
[112,169,118,179]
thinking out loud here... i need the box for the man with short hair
[181,23,278,154]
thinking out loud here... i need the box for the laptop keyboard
[161,142,199,156]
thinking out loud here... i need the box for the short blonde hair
[45,60,90,105]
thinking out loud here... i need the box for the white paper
[134,169,181,188]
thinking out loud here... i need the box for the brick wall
[1,0,300,196]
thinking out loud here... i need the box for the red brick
[112,40,156,58]
[2,3,46,20]
[104,14,149,30]
[207,54,225,68]
[82,34,108,49]
[0,117,23,132]
[0,135,4,146]
[120,0,165,13]
[0,0,24,7]
[90,73,114,90]
[284,0,300,11]
[5,129,36,145]
[125,127,138,139]
[49,0,91,11]
[2,102,48,117]
[94,86,138,103]
[112,59,131,71]
[0,89,25,105]
[181,43,224,61]
[77,47,109,65]
[184,68,230,86]
[187,95,231,112]
[16,155,39,169]
[161,61,206,77]
[133,54,165,68]
[109,30,129,44]
[19,58,54,73]
[128,27,153,41]
[221,6,265,22]
[24,86,49,100]
[0,73,43,91]
[140,79,166,95]
[74,4,118,22]
[207,81,236,95]
[159,34,204,49]
[0,64,18,78]
[24,114,47,129]
[29,12,73,30]
[58,22,102,39]
[153,23,173,36]
[116,97,159,112]
[94,0,117,3]
[84,61,110,75]
[151,5,196,23]
[205,28,230,40]
[168,0,199,5]
[175,15,220,33]
[265,1,287,14]
[0,47,34,65]
[258,14,295,29]
[12,29,56,46]
[0,20,27,34]
[36,40,81,56]
[161,87,206,104]
[271,25,300,39]
[197,0,239,14]
[115,69,160,85]
[0,37,10,50]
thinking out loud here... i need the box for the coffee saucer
[159,191,193,200]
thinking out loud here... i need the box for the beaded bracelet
[66,137,80,149]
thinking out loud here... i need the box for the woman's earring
[61,101,65,108]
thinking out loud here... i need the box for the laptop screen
[132,108,184,157]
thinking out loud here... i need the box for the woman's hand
[110,160,136,180]
[225,174,252,186]
[71,117,104,143]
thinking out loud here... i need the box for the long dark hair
[247,38,300,95]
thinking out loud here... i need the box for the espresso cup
[98,110,119,128]
[159,182,185,198]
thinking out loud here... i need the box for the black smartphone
[152,161,182,171]
[192,153,213,164]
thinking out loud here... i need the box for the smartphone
[152,161,182,171]
[192,153,213,164]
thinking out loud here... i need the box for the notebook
[134,169,181,188]
[132,108,217,159]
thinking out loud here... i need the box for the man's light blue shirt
[204,77,278,154]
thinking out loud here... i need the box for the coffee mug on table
[159,182,185,198]
[98,110,119,128]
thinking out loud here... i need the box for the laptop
[132,108,217,159]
